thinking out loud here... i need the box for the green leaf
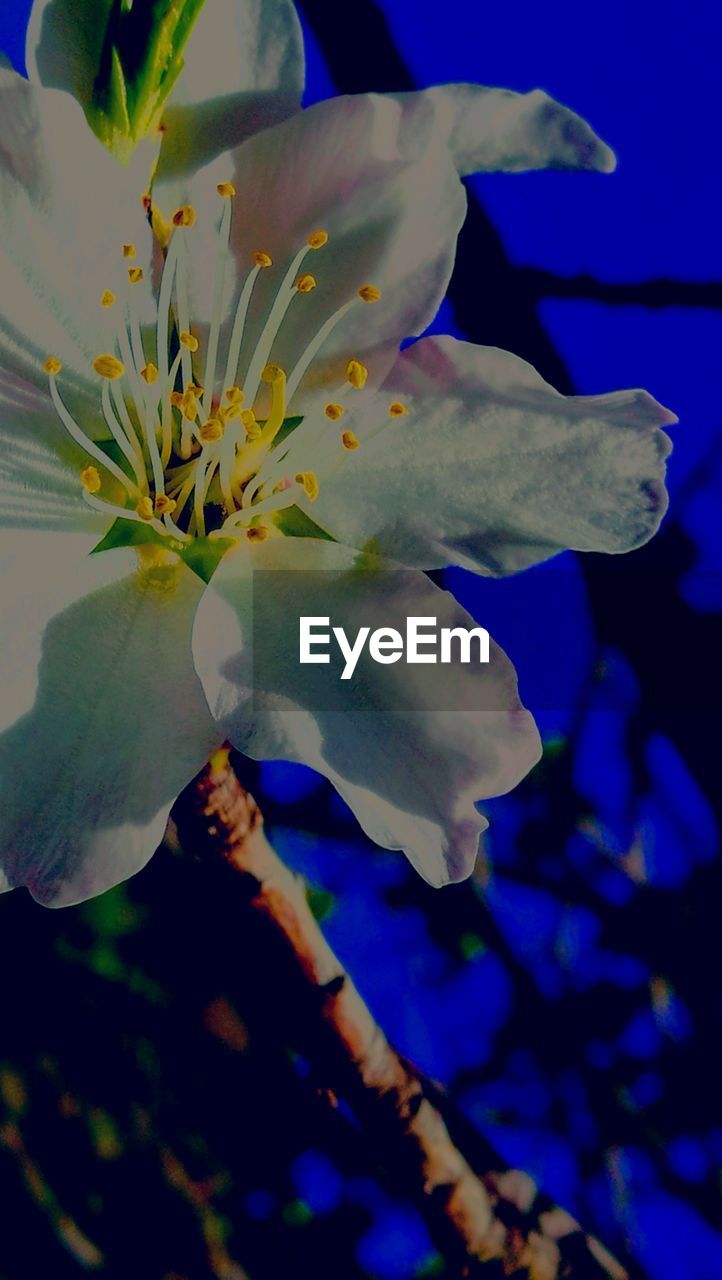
[306,886,335,923]
[458,931,486,961]
[272,505,336,542]
[416,1255,445,1278]
[282,1199,314,1227]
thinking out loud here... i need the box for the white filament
[202,198,233,418]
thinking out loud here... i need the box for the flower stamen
[46,188,380,552]
[295,470,319,501]
[346,359,368,389]
[81,465,101,493]
[93,354,125,380]
[48,371,138,498]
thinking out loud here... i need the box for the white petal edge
[394,84,616,176]
[307,336,676,574]
[192,536,541,887]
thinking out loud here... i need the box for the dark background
[1,2,720,1277]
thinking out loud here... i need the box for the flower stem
[173,752,631,1280]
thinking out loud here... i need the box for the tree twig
[173,749,632,1280]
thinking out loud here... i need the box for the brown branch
[0,1091,104,1271]
[173,750,631,1280]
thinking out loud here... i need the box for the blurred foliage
[1,708,721,1279]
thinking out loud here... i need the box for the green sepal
[87,0,206,161]
[270,415,304,450]
[180,535,237,584]
[95,437,136,483]
[90,519,166,555]
[90,518,235,584]
[272,505,337,542]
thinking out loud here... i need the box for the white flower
[26,0,305,168]
[24,0,617,180]
[0,58,674,906]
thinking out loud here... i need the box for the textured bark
[174,750,630,1280]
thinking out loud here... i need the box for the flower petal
[395,84,616,176]
[25,0,112,109]
[157,0,305,179]
[0,65,153,397]
[27,0,304,179]
[0,367,108,532]
[0,540,219,905]
[308,336,676,573]
[185,92,466,394]
[192,537,541,887]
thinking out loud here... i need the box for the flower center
[43,184,403,551]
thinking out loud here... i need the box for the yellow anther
[80,464,101,493]
[140,362,159,384]
[154,494,177,515]
[246,524,269,542]
[127,267,144,284]
[296,273,317,293]
[241,409,261,440]
[217,182,237,198]
[44,356,62,376]
[261,362,285,385]
[172,205,196,227]
[170,390,183,408]
[225,386,244,405]
[253,251,273,268]
[179,389,199,420]
[389,401,409,418]
[358,284,382,303]
[101,289,116,308]
[345,358,368,389]
[200,418,224,443]
[180,331,199,352]
[295,470,319,502]
[93,354,125,380]
[187,380,204,395]
[136,496,155,522]
[219,403,242,424]
[341,429,360,451]
[324,402,345,420]
[122,243,136,259]
[307,230,329,249]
